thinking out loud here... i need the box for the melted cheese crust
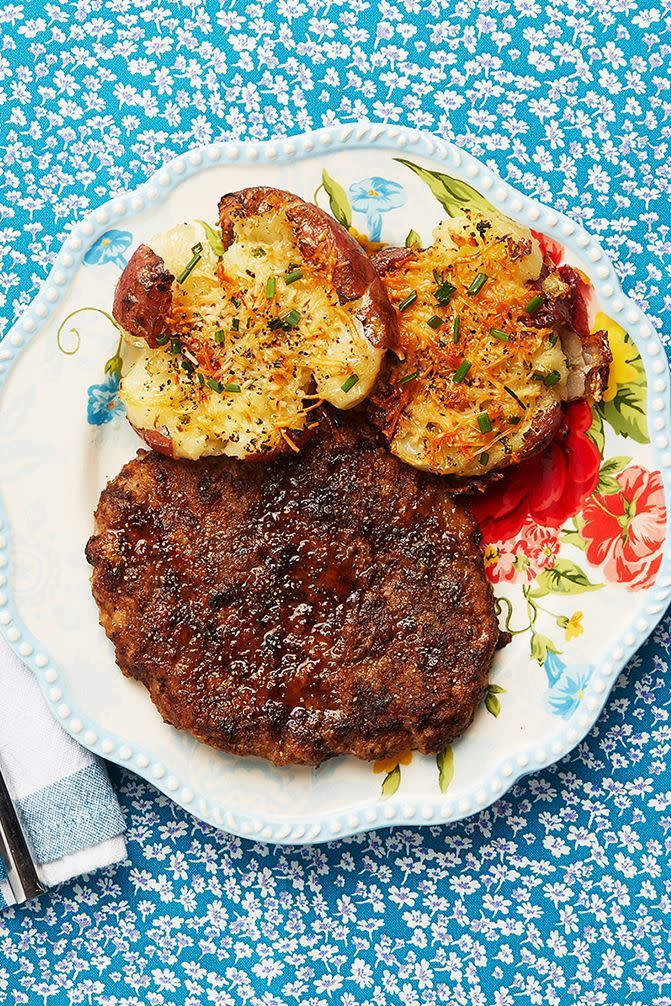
[120,217,383,460]
[379,213,568,477]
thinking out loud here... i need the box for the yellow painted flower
[484,544,500,566]
[594,312,638,403]
[565,611,584,641]
[373,749,413,774]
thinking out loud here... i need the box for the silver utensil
[0,764,44,902]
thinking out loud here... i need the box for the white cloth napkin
[0,635,126,908]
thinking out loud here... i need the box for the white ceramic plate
[1,124,670,845]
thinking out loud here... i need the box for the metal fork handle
[0,766,44,902]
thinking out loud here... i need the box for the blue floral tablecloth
[1,3,671,1004]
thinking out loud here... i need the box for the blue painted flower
[84,230,133,269]
[87,372,125,425]
[546,665,594,719]
[348,177,405,241]
[544,649,566,687]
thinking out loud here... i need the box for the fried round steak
[86,410,500,766]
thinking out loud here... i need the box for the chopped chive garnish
[549,333,558,346]
[398,290,417,312]
[427,314,443,330]
[477,412,492,434]
[453,316,461,343]
[155,333,170,346]
[170,337,181,355]
[479,452,489,466]
[232,318,240,331]
[181,359,195,374]
[251,247,266,258]
[466,272,488,297]
[341,374,360,393]
[214,329,225,344]
[265,276,276,299]
[453,360,471,384]
[491,328,510,342]
[230,296,241,308]
[269,309,301,331]
[283,309,301,328]
[207,377,223,392]
[433,269,442,284]
[197,372,205,387]
[399,371,419,385]
[544,370,561,386]
[224,383,241,393]
[508,415,521,425]
[284,267,303,284]
[503,385,527,411]
[434,280,456,306]
[176,242,203,284]
[525,293,545,314]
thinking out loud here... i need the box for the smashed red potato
[369,212,610,480]
[112,187,397,460]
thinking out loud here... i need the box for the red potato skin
[132,425,174,457]
[581,329,611,399]
[218,186,399,351]
[112,244,174,348]
[370,245,415,276]
[526,264,611,401]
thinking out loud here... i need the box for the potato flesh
[380,213,568,477]
[119,220,383,460]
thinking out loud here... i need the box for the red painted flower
[471,401,602,544]
[483,519,560,584]
[581,465,666,590]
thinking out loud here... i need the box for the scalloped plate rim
[0,122,670,844]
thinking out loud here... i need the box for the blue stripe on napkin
[17,761,126,864]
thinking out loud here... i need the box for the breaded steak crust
[86,411,500,766]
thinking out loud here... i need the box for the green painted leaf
[436,746,454,793]
[485,682,505,716]
[530,632,560,665]
[395,158,497,218]
[381,765,401,799]
[597,333,649,444]
[321,169,352,228]
[405,228,422,248]
[485,693,501,717]
[597,455,631,494]
[560,528,587,550]
[104,353,122,378]
[599,455,631,476]
[530,559,603,598]
[196,220,225,257]
[585,407,605,455]
[595,474,621,495]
